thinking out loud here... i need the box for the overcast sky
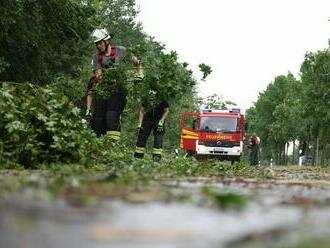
[135,0,330,111]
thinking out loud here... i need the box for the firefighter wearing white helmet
[91,28,111,43]
[86,27,144,141]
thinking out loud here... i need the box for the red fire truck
[180,108,246,162]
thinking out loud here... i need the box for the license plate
[214,148,224,152]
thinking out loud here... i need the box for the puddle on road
[0,199,302,248]
[1,178,330,248]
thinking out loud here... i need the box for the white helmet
[149,90,157,96]
[91,28,111,43]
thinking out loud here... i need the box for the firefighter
[134,90,169,161]
[248,132,259,165]
[86,28,143,140]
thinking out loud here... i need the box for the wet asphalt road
[1,177,330,248]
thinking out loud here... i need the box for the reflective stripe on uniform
[153,148,163,155]
[107,131,121,141]
[135,147,145,154]
[135,74,144,80]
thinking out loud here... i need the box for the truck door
[181,112,198,152]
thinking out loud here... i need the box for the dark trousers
[91,96,125,140]
[134,118,165,160]
[249,145,259,165]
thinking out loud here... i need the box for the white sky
[135,0,330,111]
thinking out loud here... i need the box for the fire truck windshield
[200,117,239,133]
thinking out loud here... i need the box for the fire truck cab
[180,108,246,162]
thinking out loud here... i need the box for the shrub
[0,82,95,168]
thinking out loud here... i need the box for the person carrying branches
[134,90,169,161]
[86,28,144,140]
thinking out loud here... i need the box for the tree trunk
[292,141,296,165]
[283,145,286,165]
[286,142,289,165]
[312,139,316,166]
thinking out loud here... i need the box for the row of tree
[246,47,330,166]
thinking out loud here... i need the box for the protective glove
[157,120,164,132]
[133,74,144,83]
[136,123,143,134]
[85,109,92,117]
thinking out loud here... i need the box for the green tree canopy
[0,0,95,83]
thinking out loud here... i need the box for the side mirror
[192,119,197,129]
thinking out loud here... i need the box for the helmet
[148,90,157,103]
[149,90,157,96]
[91,28,111,43]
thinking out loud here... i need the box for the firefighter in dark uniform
[248,133,259,165]
[134,90,169,161]
[86,28,143,140]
